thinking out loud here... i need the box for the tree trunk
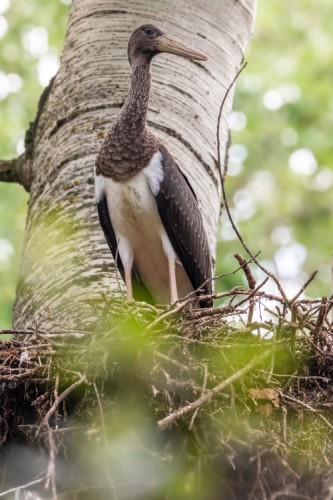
[12,0,256,331]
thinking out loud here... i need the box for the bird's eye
[144,27,153,35]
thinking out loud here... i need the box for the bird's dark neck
[119,59,152,136]
[96,56,160,181]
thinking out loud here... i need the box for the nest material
[1,259,333,499]
[2,63,333,498]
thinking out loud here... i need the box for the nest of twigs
[1,255,333,499]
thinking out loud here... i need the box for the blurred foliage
[0,0,332,328]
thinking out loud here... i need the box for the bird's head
[128,24,207,66]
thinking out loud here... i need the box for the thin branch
[93,382,117,500]
[314,297,327,345]
[234,252,256,325]
[289,271,318,304]
[216,62,248,185]
[155,351,190,372]
[158,347,274,429]
[198,288,286,305]
[45,423,58,500]
[164,252,262,310]
[259,371,329,382]
[216,65,290,305]
[279,391,333,433]
[38,374,86,432]
[234,253,256,290]
[235,277,269,308]
[0,476,48,498]
[147,301,186,330]
[192,278,268,320]
[0,329,34,336]
[0,369,39,381]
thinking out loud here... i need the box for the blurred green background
[0,0,332,328]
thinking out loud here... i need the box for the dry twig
[38,373,86,433]
[158,347,274,429]
[0,477,48,498]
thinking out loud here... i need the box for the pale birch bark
[12,0,257,331]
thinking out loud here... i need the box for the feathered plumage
[95,24,212,307]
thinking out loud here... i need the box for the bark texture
[13,0,256,331]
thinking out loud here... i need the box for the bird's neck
[96,58,159,182]
[118,59,152,137]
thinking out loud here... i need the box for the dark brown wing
[155,145,212,307]
[97,196,154,304]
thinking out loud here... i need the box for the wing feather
[155,146,213,307]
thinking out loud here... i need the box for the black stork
[95,24,212,307]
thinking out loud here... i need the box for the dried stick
[38,374,86,433]
[259,372,329,382]
[234,252,257,325]
[271,490,308,500]
[158,347,274,429]
[189,364,208,431]
[152,253,261,315]
[93,383,117,500]
[314,297,327,347]
[234,253,256,290]
[216,62,248,186]
[198,289,286,305]
[155,351,190,372]
[289,271,318,304]
[35,374,87,497]
[0,329,34,336]
[0,369,39,381]
[193,278,268,320]
[279,391,333,433]
[189,277,268,319]
[45,423,58,500]
[235,277,268,309]
[147,301,186,330]
[215,67,290,305]
[0,477,48,498]
[248,452,262,500]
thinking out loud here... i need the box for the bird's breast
[95,151,165,235]
[95,152,178,262]
[94,152,193,302]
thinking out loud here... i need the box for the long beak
[155,33,207,61]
